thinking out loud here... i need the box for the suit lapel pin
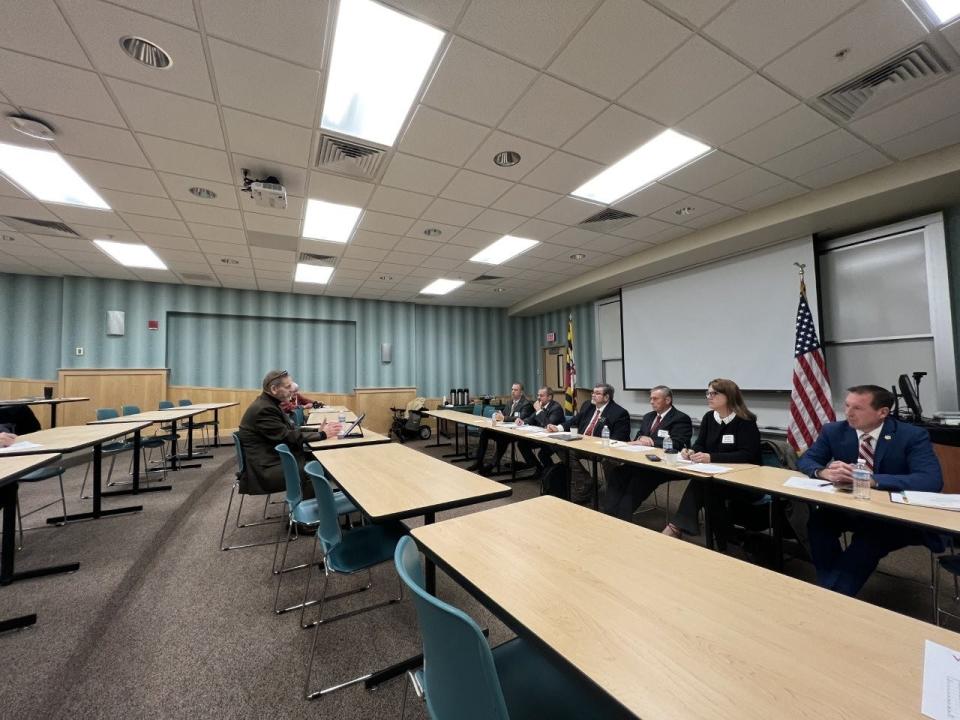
[883,435,891,440]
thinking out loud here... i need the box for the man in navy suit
[798,384,942,596]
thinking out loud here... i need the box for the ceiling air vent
[576,207,637,233]
[299,252,336,263]
[315,133,386,180]
[817,43,953,121]
[0,216,79,237]
[473,274,504,283]
[180,272,215,282]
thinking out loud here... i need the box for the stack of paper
[891,492,960,511]
[0,440,44,454]
[686,463,732,474]
[783,476,837,494]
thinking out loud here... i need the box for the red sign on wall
[147,320,159,331]
[546,331,556,343]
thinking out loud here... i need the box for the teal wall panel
[0,274,62,379]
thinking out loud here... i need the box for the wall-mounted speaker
[380,342,392,364]
[106,310,125,336]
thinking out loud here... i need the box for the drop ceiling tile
[510,218,567,241]
[612,182,687,216]
[562,106,663,165]
[358,211,416,236]
[177,202,243,228]
[420,255,462,269]
[882,111,960,160]
[208,38,319,126]
[39,114,148,167]
[106,0,198,27]
[722,105,837,164]
[405,220,461,242]
[703,0,859,68]
[0,196,59,220]
[464,132,554,181]
[619,36,751,127]
[154,248,208,264]
[258,280,293,291]
[683,204,744,229]
[200,0,328,68]
[659,151,751,194]
[334,268,374,281]
[243,212,299,236]
[130,232,198,250]
[421,198,484,226]
[223,109,312,167]
[32,234,96,251]
[107,79,225,149]
[101,190,180,219]
[367,186,434,218]
[574,232,637,254]
[219,277,259,289]
[139,135,233,183]
[423,37,537,126]
[440,170,512,206]
[645,224,692,245]
[547,227,602,248]
[399,105,489,166]
[48,206,130,229]
[120,213,191,236]
[352,230,402,251]
[59,0,213,100]
[430,243,477,260]
[198,240,251,258]
[337,257,379,271]
[550,0,690,100]
[654,0,728,27]
[520,151,604,195]
[250,246,295,261]
[945,17,960,54]
[159,174,239,208]
[306,173,376,207]
[457,0,597,68]
[537,196,605,225]
[385,251,432,266]
[762,129,869,178]
[344,245,389,261]
[468,208,525,234]
[381,154,458,195]
[699,166,783,204]
[67,158,167,197]
[733,180,807,211]
[0,0,92,67]
[650,195,723,224]
[499,75,607,148]
[449,227,501,248]
[794,147,891,188]
[764,0,928,99]
[677,74,798,146]
[0,49,122,126]
[848,73,960,144]
[187,223,246,244]
[0,175,29,199]
[492,185,561,216]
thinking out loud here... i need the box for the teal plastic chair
[293,406,305,428]
[394,536,630,719]
[272,444,358,615]
[301,461,407,700]
[466,405,498,460]
[178,397,216,446]
[122,404,171,480]
[80,408,133,498]
[17,463,68,547]
[158,400,174,409]
[219,432,285,552]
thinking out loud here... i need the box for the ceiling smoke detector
[674,206,695,216]
[423,228,442,237]
[493,287,506,293]
[493,150,521,167]
[119,36,172,69]
[189,186,217,200]
[220,257,239,265]
[570,253,586,260]
[7,114,56,141]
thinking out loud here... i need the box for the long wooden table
[0,453,76,633]
[308,429,390,451]
[91,407,210,470]
[1,422,152,523]
[0,396,89,428]
[161,401,238,448]
[413,495,960,719]
[305,409,358,426]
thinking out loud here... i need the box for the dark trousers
[516,440,547,468]
[672,481,763,539]
[602,465,668,521]
[807,507,929,596]
[475,430,516,468]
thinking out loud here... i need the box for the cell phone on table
[645,454,661,462]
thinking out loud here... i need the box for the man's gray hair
[651,385,673,400]
[595,383,615,401]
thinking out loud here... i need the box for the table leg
[0,614,37,633]
[102,428,171,496]
[174,416,208,464]
[442,421,466,459]
[772,495,784,571]
[591,456,599,511]
[50,403,58,428]
[703,479,714,551]
[46,442,142,523]
[433,416,450,448]
[3,482,79,584]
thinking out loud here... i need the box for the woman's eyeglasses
[705,391,720,398]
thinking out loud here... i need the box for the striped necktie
[859,435,875,471]
[584,410,601,436]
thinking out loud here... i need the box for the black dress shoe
[466,463,481,472]
[478,464,493,477]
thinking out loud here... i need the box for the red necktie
[650,414,662,436]
[584,410,601,436]
[859,435,874,471]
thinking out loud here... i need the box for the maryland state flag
[564,314,577,413]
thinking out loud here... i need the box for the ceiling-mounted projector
[240,168,287,210]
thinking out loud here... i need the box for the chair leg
[16,498,23,551]
[273,521,300,614]
[935,556,943,627]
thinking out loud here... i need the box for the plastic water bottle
[601,426,610,448]
[852,459,872,500]
[662,434,674,462]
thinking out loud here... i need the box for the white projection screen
[620,236,817,391]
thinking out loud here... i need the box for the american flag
[787,278,836,453]
[564,314,576,413]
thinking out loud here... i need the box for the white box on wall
[106,310,125,336]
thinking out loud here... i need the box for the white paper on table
[891,492,960,512]
[511,425,544,433]
[783,476,838,494]
[922,639,960,719]
[0,440,43,453]
[685,463,732,474]
[614,444,652,453]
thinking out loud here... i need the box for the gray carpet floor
[1,435,952,719]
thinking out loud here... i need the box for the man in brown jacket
[237,369,341,499]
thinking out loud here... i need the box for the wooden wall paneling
[354,387,416,434]
[0,377,58,429]
[934,443,960,493]
[58,368,169,426]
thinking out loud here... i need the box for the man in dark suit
[468,382,533,475]
[798,384,943,597]
[602,385,693,521]
[514,386,565,475]
[546,383,631,503]
[237,369,342,499]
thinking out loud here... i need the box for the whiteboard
[620,236,817,391]
[598,299,622,360]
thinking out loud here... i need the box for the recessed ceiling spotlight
[189,186,217,199]
[2,234,16,242]
[7,115,55,141]
[119,36,172,69]
[423,228,442,237]
[493,287,506,293]
[220,257,239,264]
[379,274,394,281]
[674,206,695,216]
[834,48,850,60]
[570,253,586,260]
[493,150,521,167]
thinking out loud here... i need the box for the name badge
[721,434,735,444]
[657,429,670,438]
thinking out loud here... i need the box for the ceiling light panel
[321,0,445,146]
[923,0,960,23]
[470,235,539,265]
[421,278,464,295]
[302,198,363,243]
[571,129,711,205]
[0,142,110,209]
[295,263,334,284]
[93,239,167,269]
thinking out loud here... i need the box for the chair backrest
[293,406,305,428]
[122,405,140,416]
[158,400,174,409]
[97,407,119,420]
[179,399,192,406]
[274,444,304,509]
[481,405,497,419]
[472,404,483,416]
[304,462,344,556]
[760,439,796,470]
[564,414,574,428]
[232,431,245,474]
[394,537,510,720]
